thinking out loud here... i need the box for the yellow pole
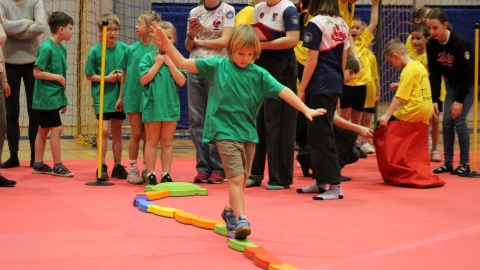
[472,23,479,175]
[97,21,108,180]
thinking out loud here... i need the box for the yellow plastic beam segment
[268,264,299,270]
[148,205,183,218]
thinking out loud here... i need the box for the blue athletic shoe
[234,218,251,240]
[221,208,236,230]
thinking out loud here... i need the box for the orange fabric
[373,121,445,188]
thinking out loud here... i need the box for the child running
[31,11,74,177]
[151,23,325,239]
[85,13,129,180]
[139,21,187,186]
[116,11,161,184]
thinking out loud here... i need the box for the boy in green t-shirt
[84,12,129,180]
[152,23,326,240]
[31,12,74,177]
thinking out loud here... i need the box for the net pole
[470,23,479,176]
[76,0,85,138]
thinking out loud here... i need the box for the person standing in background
[0,0,46,169]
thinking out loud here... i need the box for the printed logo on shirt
[437,52,454,67]
[259,12,265,19]
[304,32,313,43]
[213,20,222,30]
[291,15,299,25]
[465,51,470,60]
[272,12,278,21]
[331,24,347,41]
[226,10,234,20]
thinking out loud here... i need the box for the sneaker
[127,168,144,184]
[32,164,53,175]
[234,218,251,240]
[0,176,16,187]
[146,174,157,186]
[160,173,173,183]
[266,184,290,190]
[246,178,262,188]
[207,172,225,184]
[433,163,452,174]
[360,142,375,154]
[221,208,236,230]
[111,164,128,179]
[430,151,442,162]
[95,164,109,180]
[451,162,470,176]
[52,166,74,177]
[1,157,20,169]
[194,172,209,183]
[355,144,367,158]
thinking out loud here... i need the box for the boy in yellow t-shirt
[379,39,433,126]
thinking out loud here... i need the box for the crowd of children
[1,1,473,242]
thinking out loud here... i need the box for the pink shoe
[194,172,209,183]
[207,172,226,184]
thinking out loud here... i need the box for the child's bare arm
[165,56,186,87]
[85,70,119,83]
[278,87,326,120]
[379,97,402,126]
[33,66,66,87]
[368,0,379,34]
[151,22,197,73]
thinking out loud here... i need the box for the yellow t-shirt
[405,34,414,55]
[393,61,433,124]
[347,28,374,86]
[339,0,355,28]
[235,6,254,26]
[364,49,379,108]
[408,50,446,102]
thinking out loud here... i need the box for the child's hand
[150,22,168,52]
[305,108,327,121]
[371,0,379,5]
[297,89,305,102]
[358,126,374,139]
[57,75,66,87]
[60,106,67,114]
[115,98,123,112]
[2,81,10,98]
[390,82,399,91]
[155,53,166,67]
[379,114,390,126]
[106,70,118,82]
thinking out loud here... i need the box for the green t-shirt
[139,51,187,123]
[117,42,155,113]
[195,56,284,143]
[32,38,69,110]
[84,42,128,114]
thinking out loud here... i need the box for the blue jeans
[187,72,223,175]
[442,82,474,164]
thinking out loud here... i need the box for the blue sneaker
[221,208,236,230]
[234,217,251,240]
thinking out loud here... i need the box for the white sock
[129,160,137,170]
[313,184,344,200]
[161,172,169,177]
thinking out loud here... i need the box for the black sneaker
[111,164,128,179]
[1,157,20,169]
[433,163,453,174]
[0,176,16,187]
[95,164,109,180]
[52,166,74,177]
[32,164,53,174]
[146,174,157,186]
[160,173,173,183]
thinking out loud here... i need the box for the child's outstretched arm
[368,0,379,34]
[151,22,197,73]
[278,87,326,120]
[379,97,402,126]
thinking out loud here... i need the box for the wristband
[187,34,195,40]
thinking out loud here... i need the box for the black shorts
[364,107,376,113]
[437,100,443,113]
[340,85,367,111]
[38,108,63,128]
[96,111,126,120]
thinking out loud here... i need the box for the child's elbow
[139,77,148,86]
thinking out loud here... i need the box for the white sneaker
[127,168,144,184]
[360,142,375,154]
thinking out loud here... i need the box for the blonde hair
[139,11,161,27]
[96,12,120,29]
[227,24,261,59]
[383,38,407,57]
